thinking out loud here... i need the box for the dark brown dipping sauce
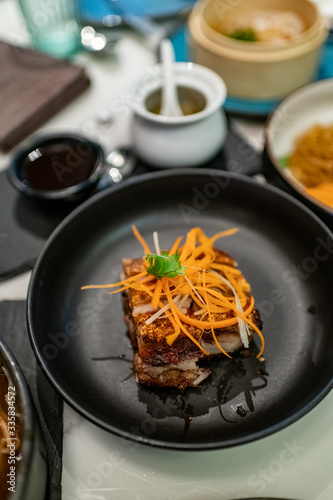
[22,140,98,191]
[146,85,206,116]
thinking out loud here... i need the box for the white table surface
[1,1,333,499]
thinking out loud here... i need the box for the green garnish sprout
[145,251,187,280]
[227,28,257,42]
[277,155,290,169]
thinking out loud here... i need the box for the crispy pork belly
[133,354,211,389]
[122,252,262,390]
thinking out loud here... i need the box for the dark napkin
[0,40,90,152]
[0,127,261,281]
[0,300,62,500]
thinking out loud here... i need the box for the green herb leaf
[227,28,257,42]
[277,156,290,169]
[145,251,186,280]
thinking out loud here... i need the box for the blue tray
[79,0,196,21]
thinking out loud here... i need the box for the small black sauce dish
[8,133,105,202]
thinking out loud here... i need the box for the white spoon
[159,39,183,117]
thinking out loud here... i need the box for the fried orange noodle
[82,226,264,358]
[289,123,333,189]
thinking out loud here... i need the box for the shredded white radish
[145,302,170,325]
[178,293,190,309]
[193,371,210,386]
[158,307,188,319]
[194,308,207,316]
[133,303,156,316]
[145,294,182,325]
[153,231,160,256]
[210,270,250,348]
[184,275,206,307]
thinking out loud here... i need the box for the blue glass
[16,0,81,59]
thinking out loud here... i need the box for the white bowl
[264,78,333,228]
[129,62,227,168]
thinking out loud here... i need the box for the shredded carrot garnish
[164,280,210,355]
[169,236,183,254]
[202,268,231,358]
[81,271,147,290]
[81,227,264,358]
[150,279,163,310]
[132,224,151,254]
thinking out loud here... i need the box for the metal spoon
[96,148,137,191]
[81,0,166,55]
[81,3,190,56]
[81,26,118,54]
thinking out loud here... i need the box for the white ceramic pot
[130,62,227,168]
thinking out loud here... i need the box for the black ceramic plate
[28,169,333,450]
